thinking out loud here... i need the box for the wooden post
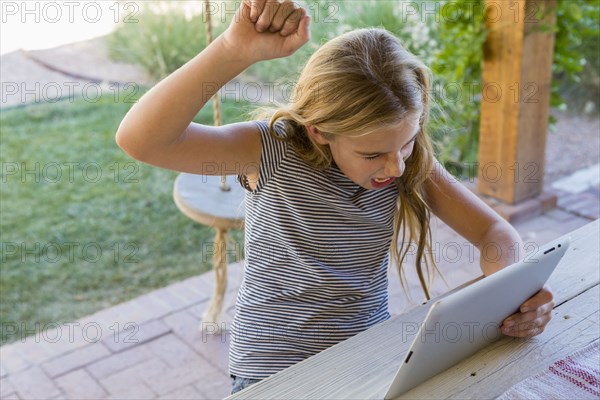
[478,0,557,204]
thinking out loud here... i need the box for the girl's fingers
[502,285,555,337]
[520,285,554,313]
[250,0,267,22]
[226,0,309,62]
[255,0,281,32]
[301,13,311,41]
[511,326,543,338]
[269,0,297,33]
[509,319,546,337]
[280,12,310,54]
[503,311,552,337]
[506,307,547,326]
[279,6,305,36]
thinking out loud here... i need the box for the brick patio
[1,181,598,400]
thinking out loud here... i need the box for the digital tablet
[384,236,571,399]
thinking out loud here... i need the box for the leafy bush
[106,2,208,80]
[426,0,487,171]
[553,0,600,114]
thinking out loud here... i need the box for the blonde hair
[254,28,441,300]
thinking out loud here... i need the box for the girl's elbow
[115,126,147,162]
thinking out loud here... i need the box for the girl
[116,0,555,394]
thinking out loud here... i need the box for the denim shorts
[230,375,262,395]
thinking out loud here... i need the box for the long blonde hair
[254,28,440,300]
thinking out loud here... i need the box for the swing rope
[200,0,229,325]
[203,0,229,192]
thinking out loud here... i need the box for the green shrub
[106,2,208,80]
[553,0,600,114]
[426,0,487,172]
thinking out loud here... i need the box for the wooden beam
[478,0,557,204]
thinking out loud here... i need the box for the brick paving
[1,186,596,399]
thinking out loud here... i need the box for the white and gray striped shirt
[230,120,399,379]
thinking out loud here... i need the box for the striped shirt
[230,120,399,379]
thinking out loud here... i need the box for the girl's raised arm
[115,0,310,176]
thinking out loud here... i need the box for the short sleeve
[237,120,289,193]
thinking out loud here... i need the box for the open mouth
[371,177,395,188]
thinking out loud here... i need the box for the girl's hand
[221,0,311,64]
[501,285,555,337]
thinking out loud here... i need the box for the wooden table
[227,219,599,399]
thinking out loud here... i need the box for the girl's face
[309,115,421,190]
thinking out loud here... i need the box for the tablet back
[384,237,570,399]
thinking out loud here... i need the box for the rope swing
[172,1,246,333]
[204,0,229,192]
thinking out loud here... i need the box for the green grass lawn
[0,91,250,345]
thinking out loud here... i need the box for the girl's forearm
[478,220,524,276]
[116,35,253,156]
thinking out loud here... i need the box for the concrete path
[1,37,155,109]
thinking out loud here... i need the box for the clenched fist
[222,0,311,63]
